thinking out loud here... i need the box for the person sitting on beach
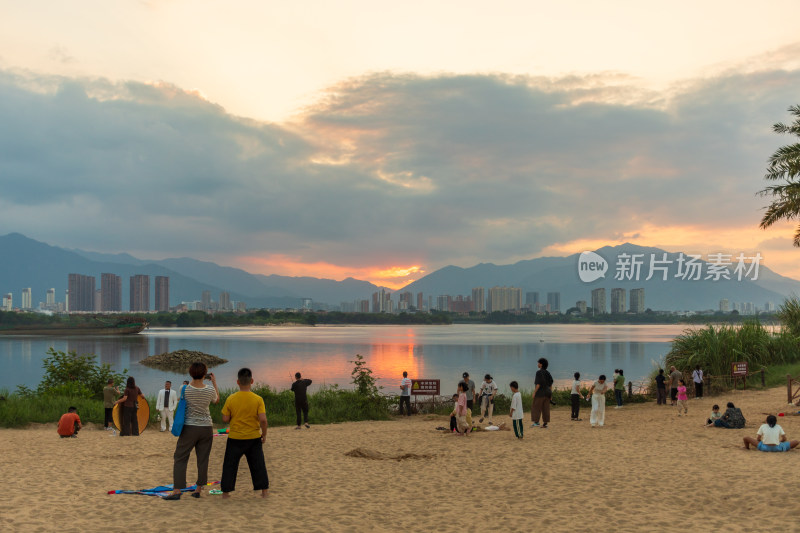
[448,394,460,432]
[705,405,722,427]
[713,402,746,429]
[743,415,800,451]
[220,367,269,499]
[57,407,82,438]
[478,374,497,424]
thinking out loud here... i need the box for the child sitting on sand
[706,405,721,427]
[676,379,688,416]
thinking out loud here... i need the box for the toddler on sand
[676,379,688,416]
[705,404,721,427]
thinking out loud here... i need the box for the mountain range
[0,233,797,312]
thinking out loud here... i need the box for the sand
[2,386,799,533]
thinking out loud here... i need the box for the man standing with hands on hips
[157,381,178,432]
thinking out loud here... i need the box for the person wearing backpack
[531,358,553,428]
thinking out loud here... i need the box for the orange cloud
[543,221,800,279]
[235,255,423,290]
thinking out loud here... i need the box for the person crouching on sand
[588,375,609,427]
[743,415,800,452]
[220,367,269,499]
[57,406,82,438]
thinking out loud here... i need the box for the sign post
[731,362,748,390]
[411,379,441,411]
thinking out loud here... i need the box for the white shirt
[510,391,524,420]
[692,369,703,384]
[400,377,412,396]
[571,380,581,395]
[157,388,178,411]
[479,380,497,397]
[757,423,786,446]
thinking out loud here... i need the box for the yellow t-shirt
[221,391,266,440]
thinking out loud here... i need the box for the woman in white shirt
[743,415,799,452]
[587,375,609,427]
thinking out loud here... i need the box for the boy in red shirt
[57,407,82,438]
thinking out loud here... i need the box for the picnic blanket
[108,481,220,497]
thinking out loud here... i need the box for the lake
[0,324,685,394]
[0,324,689,395]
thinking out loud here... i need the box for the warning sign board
[411,379,440,396]
[731,362,748,376]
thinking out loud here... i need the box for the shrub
[35,348,127,400]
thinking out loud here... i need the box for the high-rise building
[611,288,627,313]
[46,288,55,306]
[154,276,170,312]
[68,274,95,311]
[576,300,587,314]
[371,289,391,313]
[719,299,730,312]
[487,286,522,312]
[94,289,102,312]
[2,293,11,310]
[129,275,150,312]
[201,290,212,311]
[525,291,539,307]
[472,287,485,313]
[629,288,645,313]
[416,292,424,311]
[101,273,122,312]
[547,292,561,313]
[21,288,32,309]
[219,291,231,311]
[764,301,775,312]
[591,288,606,314]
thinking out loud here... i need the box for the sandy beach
[2,386,799,533]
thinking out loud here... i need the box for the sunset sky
[1,1,800,289]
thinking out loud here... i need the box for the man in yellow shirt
[220,367,269,499]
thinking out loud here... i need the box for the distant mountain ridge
[2,233,798,311]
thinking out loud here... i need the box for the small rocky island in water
[138,349,228,373]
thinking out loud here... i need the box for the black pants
[221,437,269,493]
[694,382,703,398]
[295,401,309,426]
[670,388,678,403]
[615,389,623,407]
[450,415,458,432]
[121,405,139,436]
[60,422,80,438]
[399,395,411,415]
[104,407,113,428]
[570,394,581,419]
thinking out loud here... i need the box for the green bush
[32,348,128,400]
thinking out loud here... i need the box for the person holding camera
[165,362,220,500]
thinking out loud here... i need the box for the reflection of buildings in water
[98,338,122,365]
[21,340,31,358]
[153,337,170,356]
[486,344,522,362]
[68,339,98,359]
[592,343,606,361]
[544,343,561,356]
[629,342,645,360]
[128,337,150,364]
[610,342,625,361]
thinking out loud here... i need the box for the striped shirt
[184,384,218,426]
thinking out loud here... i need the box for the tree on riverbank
[759,105,800,244]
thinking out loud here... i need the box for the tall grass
[663,319,800,393]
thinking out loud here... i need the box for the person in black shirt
[531,358,553,428]
[291,372,312,429]
[655,369,667,405]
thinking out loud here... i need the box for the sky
[1,1,800,289]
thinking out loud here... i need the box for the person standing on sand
[102,379,119,431]
[669,366,682,406]
[398,371,412,416]
[588,375,610,427]
[455,382,470,436]
[461,372,476,414]
[115,377,142,436]
[220,367,269,499]
[164,362,219,500]
[157,381,178,432]
[692,365,704,399]
[478,374,497,424]
[614,369,625,409]
[655,369,667,406]
[291,372,313,428]
[570,372,584,421]
[676,379,689,416]
[509,381,524,439]
[531,358,553,428]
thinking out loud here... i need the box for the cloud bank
[0,65,798,284]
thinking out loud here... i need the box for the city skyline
[1,3,800,289]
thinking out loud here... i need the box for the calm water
[0,324,687,395]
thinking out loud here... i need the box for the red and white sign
[731,362,748,376]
